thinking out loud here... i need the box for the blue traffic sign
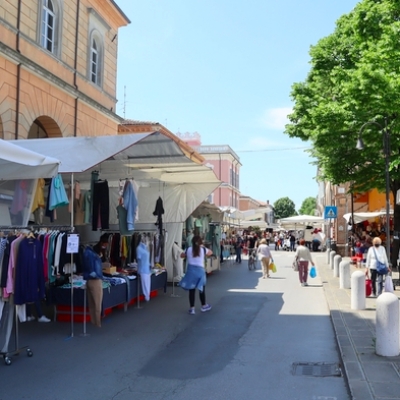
[324,206,337,219]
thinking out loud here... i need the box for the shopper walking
[257,238,273,278]
[366,237,390,297]
[294,239,315,286]
[180,236,212,314]
[235,235,243,263]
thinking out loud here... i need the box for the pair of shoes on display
[201,304,212,312]
[38,316,51,323]
[188,308,195,315]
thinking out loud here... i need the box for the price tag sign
[67,234,79,254]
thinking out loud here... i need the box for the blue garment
[14,238,45,305]
[82,246,103,280]
[122,181,138,231]
[136,242,150,275]
[49,174,69,210]
[179,264,206,292]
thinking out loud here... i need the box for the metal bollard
[351,271,365,310]
[333,255,342,278]
[327,249,331,264]
[376,293,399,356]
[329,251,336,270]
[339,260,351,289]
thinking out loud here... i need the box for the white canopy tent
[0,139,60,180]
[0,140,60,226]
[343,211,393,224]
[280,215,326,230]
[11,132,221,224]
[12,132,221,280]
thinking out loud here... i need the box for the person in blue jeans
[235,235,243,263]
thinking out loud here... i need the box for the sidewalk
[315,252,400,400]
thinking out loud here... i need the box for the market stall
[0,140,60,365]
[11,132,221,329]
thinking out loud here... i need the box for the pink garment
[10,180,28,215]
[4,235,24,298]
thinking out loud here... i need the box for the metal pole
[384,118,391,262]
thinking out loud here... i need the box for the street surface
[0,247,349,400]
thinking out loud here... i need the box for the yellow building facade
[0,0,129,140]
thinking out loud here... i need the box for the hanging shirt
[136,242,151,275]
[31,178,46,212]
[122,181,138,231]
[49,174,69,210]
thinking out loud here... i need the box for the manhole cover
[292,362,342,377]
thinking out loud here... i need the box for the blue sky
[115,0,360,211]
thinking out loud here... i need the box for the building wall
[0,0,128,139]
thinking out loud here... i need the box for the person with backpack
[365,237,390,297]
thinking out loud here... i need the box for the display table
[48,271,168,322]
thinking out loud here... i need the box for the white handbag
[292,258,299,272]
[384,275,394,293]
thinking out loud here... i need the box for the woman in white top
[366,237,390,296]
[180,236,212,315]
[257,238,273,278]
[294,239,315,286]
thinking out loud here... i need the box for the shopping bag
[384,275,394,293]
[365,278,372,297]
[309,266,317,278]
[270,262,277,273]
[292,259,299,272]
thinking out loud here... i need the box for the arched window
[41,0,56,52]
[90,38,99,84]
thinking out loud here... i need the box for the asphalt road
[0,247,350,400]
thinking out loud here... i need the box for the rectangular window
[41,4,55,53]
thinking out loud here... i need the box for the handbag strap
[372,246,383,264]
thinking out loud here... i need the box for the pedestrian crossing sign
[324,206,337,219]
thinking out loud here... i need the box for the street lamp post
[356,117,391,262]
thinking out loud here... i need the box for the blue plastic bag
[309,266,317,278]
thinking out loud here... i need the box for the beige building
[0,0,129,140]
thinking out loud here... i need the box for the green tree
[299,197,317,216]
[285,0,400,264]
[274,197,297,219]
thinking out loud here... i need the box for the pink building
[177,132,241,208]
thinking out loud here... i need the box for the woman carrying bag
[294,239,315,286]
[257,238,273,278]
[366,237,390,297]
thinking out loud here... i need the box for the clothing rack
[0,298,33,366]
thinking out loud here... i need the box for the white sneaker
[38,316,51,323]
[27,316,35,322]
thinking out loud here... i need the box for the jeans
[235,247,242,263]
[371,269,384,296]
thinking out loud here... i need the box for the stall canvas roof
[0,139,60,179]
[343,211,393,224]
[12,132,221,224]
[280,214,326,228]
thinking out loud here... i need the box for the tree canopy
[285,0,400,262]
[299,197,317,216]
[273,197,297,219]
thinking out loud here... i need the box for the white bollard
[329,251,336,270]
[333,255,342,278]
[339,260,351,289]
[376,293,399,356]
[327,249,331,264]
[351,271,365,310]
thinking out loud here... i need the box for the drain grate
[292,362,342,377]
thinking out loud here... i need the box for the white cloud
[260,107,293,130]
